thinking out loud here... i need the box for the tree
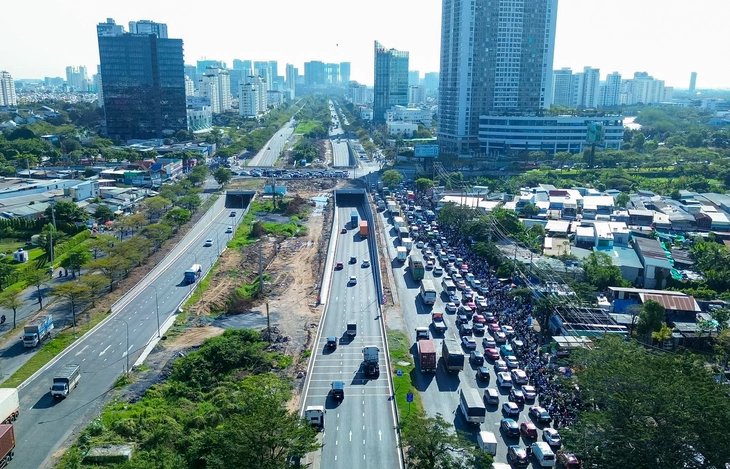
[0,261,16,291]
[401,413,487,469]
[583,251,628,291]
[87,234,116,259]
[176,194,201,212]
[93,204,114,223]
[0,289,23,328]
[88,255,129,291]
[37,224,67,256]
[116,212,146,240]
[615,192,630,208]
[637,299,666,340]
[415,178,434,193]
[163,207,191,231]
[80,274,107,306]
[141,223,173,251]
[382,169,403,188]
[213,167,233,185]
[631,132,646,152]
[715,328,730,366]
[60,246,91,278]
[518,202,540,218]
[187,165,209,186]
[112,237,151,268]
[51,282,92,331]
[142,196,172,220]
[21,266,48,310]
[45,201,87,225]
[711,307,730,332]
[686,131,704,148]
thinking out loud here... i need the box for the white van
[531,442,556,467]
[477,431,497,455]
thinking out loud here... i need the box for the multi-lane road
[301,204,401,469]
[247,118,297,167]
[12,196,247,469]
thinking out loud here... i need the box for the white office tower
[0,71,17,106]
[66,66,88,92]
[551,68,573,107]
[94,71,104,108]
[602,72,621,107]
[286,64,296,99]
[205,67,231,111]
[576,66,600,108]
[438,0,558,154]
[620,72,666,105]
[198,74,220,114]
[185,76,195,97]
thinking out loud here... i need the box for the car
[522,385,537,400]
[445,302,458,313]
[349,256,357,264]
[462,290,474,301]
[326,336,338,349]
[456,279,466,290]
[341,227,348,233]
[476,366,491,382]
[335,262,344,270]
[225,226,233,234]
[348,276,357,285]
[229,211,236,217]
[494,331,508,344]
[459,323,474,336]
[500,418,520,438]
[501,325,515,337]
[475,298,488,310]
[502,402,520,417]
[505,356,520,369]
[456,314,469,325]
[494,360,509,373]
[521,421,538,439]
[497,371,513,388]
[473,322,486,335]
[484,347,500,361]
[482,336,496,348]
[507,445,529,466]
[470,350,485,366]
[461,336,477,350]
[433,266,443,276]
[500,344,515,357]
[484,387,499,405]
[557,452,581,469]
[489,323,502,333]
[509,388,525,404]
[511,369,528,385]
[361,259,370,268]
[416,241,424,249]
[459,305,474,317]
[543,428,562,447]
[331,381,345,401]
[426,260,434,270]
[529,405,552,423]
[204,238,213,247]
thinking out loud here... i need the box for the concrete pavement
[247,119,297,167]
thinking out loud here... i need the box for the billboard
[414,144,439,158]
[586,122,605,144]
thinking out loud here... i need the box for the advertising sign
[414,144,439,158]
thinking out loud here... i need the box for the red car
[520,421,538,439]
[489,323,501,333]
[473,314,487,324]
[485,347,500,361]
[335,262,343,270]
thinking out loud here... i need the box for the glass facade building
[98,20,187,141]
[373,41,409,122]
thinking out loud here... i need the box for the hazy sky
[0,0,727,89]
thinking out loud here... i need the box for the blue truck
[350,211,358,229]
[184,264,203,284]
[23,314,54,348]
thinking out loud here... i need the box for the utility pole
[265,301,271,344]
[258,243,263,294]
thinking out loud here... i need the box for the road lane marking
[99,345,111,356]
[379,430,382,441]
[349,431,352,441]
[75,345,89,356]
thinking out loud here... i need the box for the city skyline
[0,0,728,89]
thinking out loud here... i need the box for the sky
[0,0,728,89]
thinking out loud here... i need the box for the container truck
[304,406,325,430]
[417,339,437,373]
[398,227,409,241]
[393,216,404,229]
[346,322,357,337]
[0,390,18,425]
[409,255,425,281]
[431,312,447,333]
[0,424,15,467]
[50,364,80,399]
[402,237,413,251]
[183,264,203,285]
[388,201,398,215]
[362,346,380,378]
[350,211,358,228]
[477,431,498,455]
[359,221,368,238]
[442,339,465,373]
[396,246,408,262]
[23,314,53,348]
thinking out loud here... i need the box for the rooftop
[639,292,701,313]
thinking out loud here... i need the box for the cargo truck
[398,227,409,241]
[362,346,380,378]
[50,364,80,399]
[417,339,437,373]
[304,406,325,430]
[359,221,368,238]
[346,322,357,337]
[409,255,425,281]
[393,216,404,228]
[350,211,358,228]
[0,390,18,425]
[442,339,465,373]
[396,246,408,262]
[0,424,15,467]
[402,237,413,251]
[183,264,203,285]
[477,431,498,456]
[431,312,447,333]
[388,202,398,215]
[23,314,53,348]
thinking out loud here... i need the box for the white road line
[75,345,89,356]
[349,431,352,441]
[99,345,111,356]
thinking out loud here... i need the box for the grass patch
[113,373,133,389]
[386,329,424,425]
[235,275,271,299]
[294,120,321,135]
[301,349,312,359]
[1,310,109,387]
[0,240,26,255]
[228,212,256,249]
[261,220,306,238]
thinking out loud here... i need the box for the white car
[542,428,562,447]
[204,238,213,247]
[497,371,513,388]
[502,402,520,417]
[445,302,458,313]
[511,369,528,385]
[461,336,477,350]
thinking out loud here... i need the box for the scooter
[0,315,6,325]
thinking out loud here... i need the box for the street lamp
[113,318,129,374]
[146,285,161,338]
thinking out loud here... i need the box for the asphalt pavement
[11,195,249,469]
[247,119,296,167]
[301,205,401,469]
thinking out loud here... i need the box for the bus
[441,278,457,298]
[420,280,437,305]
[459,388,486,425]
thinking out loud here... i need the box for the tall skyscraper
[268,61,279,80]
[184,64,197,87]
[96,18,124,37]
[65,66,88,92]
[198,74,220,113]
[304,61,326,85]
[0,71,17,106]
[286,64,296,98]
[689,72,697,93]
[577,67,601,108]
[339,62,351,84]
[325,63,340,85]
[373,41,409,121]
[602,72,622,107]
[129,20,168,38]
[197,59,224,75]
[94,65,103,108]
[204,67,231,112]
[551,68,573,107]
[408,70,420,87]
[424,72,439,95]
[97,18,186,140]
[253,62,272,91]
[233,60,252,74]
[438,0,558,153]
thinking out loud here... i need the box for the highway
[247,118,296,167]
[301,203,401,469]
[331,140,352,168]
[378,207,546,467]
[11,195,249,469]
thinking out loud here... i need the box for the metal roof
[639,293,701,313]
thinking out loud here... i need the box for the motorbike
[0,315,5,324]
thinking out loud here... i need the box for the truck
[402,237,413,251]
[409,255,425,281]
[304,406,325,430]
[0,390,18,425]
[362,346,380,378]
[346,322,357,337]
[23,314,53,348]
[460,388,487,425]
[477,431,498,456]
[387,201,398,215]
[359,220,368,238]
[183,264,203,285]
[393,216,405,229]
[415,327,430,341]
[398,226,410,241]
[50,364,80,399]
[431,312,447,333]
[350,211,358,228]
[417,339,437,373]
[396,246,408,262]
[0,424,15,467]
[442,339,465,374]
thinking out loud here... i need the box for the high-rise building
[97,18,186,140]
[0,71,17,106]
[253,61,272,90]
[408,85,426,105]
[577,67,601,108]
[129,20,168,38]
[286,64,296,99]
[185,76,195,97]
[424,72,439,95]
[233,60,252,74]
[204,67,231,112]
[184,64,197,86]
[602,72,622,107]
[619,72,666,105]
[339,62,351,84]
[96,18,124,37]
[65,66,88,92]
[438,0,558,154]
[551,68,573,107]
[198,74,220,113]
[94,65,103,108]
[325,63,340,85]
[197,60,225,75]
[239,82,260,118]
[269,61,279,81]
[350,82,370,105]
[304,61,326,86]
[689,72,697,93]
[373,41,409,121]
[227,70,246,96]
[408,70,420,87]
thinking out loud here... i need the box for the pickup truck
[431,312,447,333]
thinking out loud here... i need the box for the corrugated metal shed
[639,293,701,313]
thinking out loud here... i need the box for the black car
[331,381,345,401]
[507,446,529,467]
[456,314,469,326]
[326,337,337,349]
[470,351,485,366]
[509,388,525,404]
[349,256,357,264]
[476,366,490,382]
[500,418,520,438]
[229,211,236,217]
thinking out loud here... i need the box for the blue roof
[595,246,643,269]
